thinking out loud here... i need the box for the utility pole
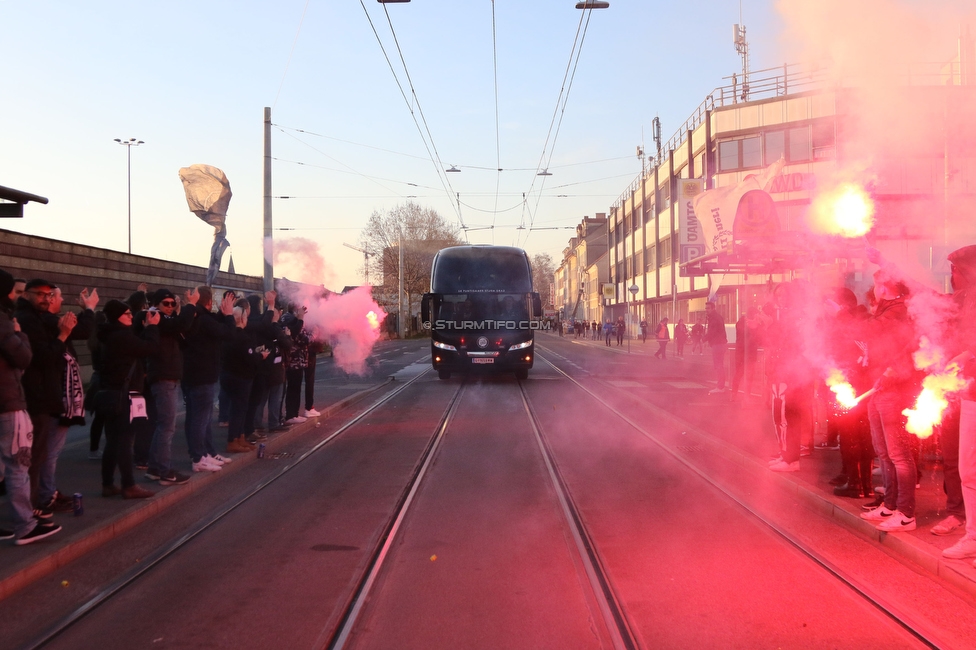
[263,107,273,292]
[398,230,405,338]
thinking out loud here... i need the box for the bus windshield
[430,249,532,294]
[435,293,528,324]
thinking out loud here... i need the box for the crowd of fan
[0,272,323,546]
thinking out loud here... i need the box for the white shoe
[192,458,222,473]
[769,460,799,472]
[860,505,894,521]
[285,416,307,425]
[304,408,321,417]
[210,454,232,465]
[943,536,976,559]
[876,512,916,532]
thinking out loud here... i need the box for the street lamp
[628,284,639,353]
[576,1,610,8]
[114,137,144,254]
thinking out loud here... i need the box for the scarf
[63,352,86,420]
[10,410,33,467]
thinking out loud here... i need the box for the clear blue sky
[1,0,788,290]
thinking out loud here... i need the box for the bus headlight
[508,340,532,351]
[433,341,457,352]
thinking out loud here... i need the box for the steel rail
[22,368,435,650]
[517,381,639,650]
[539,353,945,650]
[325,380,468,649]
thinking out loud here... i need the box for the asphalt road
[4,334,975,649]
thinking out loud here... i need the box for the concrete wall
[0,227,264,306]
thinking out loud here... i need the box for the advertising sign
[677,178,706,272]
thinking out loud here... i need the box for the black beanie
[104,299,130,322]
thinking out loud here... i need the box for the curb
[0,377,394,602]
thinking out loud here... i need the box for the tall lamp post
[628,284,639,353]
[114,138,144,254]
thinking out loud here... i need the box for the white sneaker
[285,416,307,425]
[943,536,976,559]
[931,515,964,536]
[860,505,894,521]
[210,454,233,465]
[192,458,222,473]
[769,460,799,472]
[876,512,916,532]
[304,408,321,417]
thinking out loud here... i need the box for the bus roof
[431,245,532,294]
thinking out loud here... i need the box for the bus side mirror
[530,293,542,319]
[421,293,432,323]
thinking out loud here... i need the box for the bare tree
[531,252,555,308]
[359,202,464,334]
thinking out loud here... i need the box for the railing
[612,57,963,211]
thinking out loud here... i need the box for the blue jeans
[38,422,68,505]
[218,377,231,424]
[183,382,217,463]
[0,412,36,537]
[868,391,917,518]
[149,380,179,475]
[267,383,284,428]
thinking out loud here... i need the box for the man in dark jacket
[0,269,61,545]
[243,291,287,443]
[704,301,728,393]
[14,278,95,517]
[44,286,98,514]
[181,287,236,472]
[139,288,195,486]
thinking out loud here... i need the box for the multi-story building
[555,215,608,326]
[602,31,976,332]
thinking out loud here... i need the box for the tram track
[20,367,453,650]
[537,351,946,649]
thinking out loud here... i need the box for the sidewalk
[544,330,976,599]
[0,374,392,601]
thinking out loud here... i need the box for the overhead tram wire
[515,8,591,247]
[521,6,597,249]
[271,0,311,112]
[274,127,405,199]
[359,0,467,235]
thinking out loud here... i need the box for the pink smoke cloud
[270,237,387,375]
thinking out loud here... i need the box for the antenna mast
[733,1,750,102]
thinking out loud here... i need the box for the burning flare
[902,338,972,439]
[810,182,875,238]
[826,368,858,409]
[366,310,380,330]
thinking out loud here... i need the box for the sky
[0,0,949,292]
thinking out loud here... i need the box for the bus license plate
[472,358,494,364]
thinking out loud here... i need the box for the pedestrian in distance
[639,318,648,343]
[704,302,727,393]
[654,317,670,359]
[690,318,704,355]
[615,317,625,346]
[603,320,613,347]
[674,319,688,357]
